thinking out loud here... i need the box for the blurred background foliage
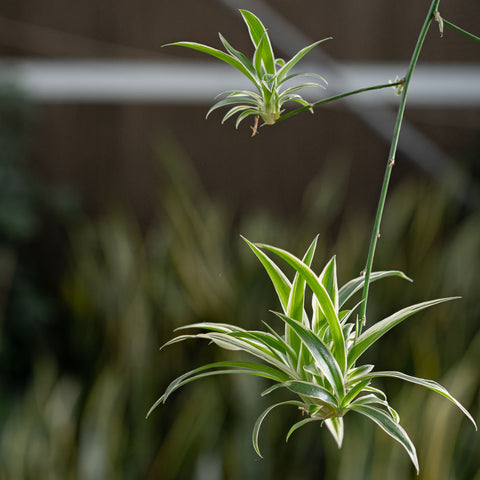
[0,88,479,480]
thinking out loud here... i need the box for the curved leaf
[202,332,291,371]
[359,370,477,430]
[252,400,305,457]
[339,270,412,308]
[242,236,291,311]
[350,393,400,422]
[235,109,260,128]
[259,243,346,371]
[206,96,259,118]
[313,256,339,334]
[175,322,246,333]
[286,237,318,357]
[319,256,339,311]
[325,416,344,448]
[283,380,338,409]
[230,330,291,363]
[240,10,275,74]
[286,417,322,442]
[163,41,257,85]
[277,38,331,82]
[279,82,326,98]
[352,404,419,473]
[254,33,276,76]
[262,321,298,365]
[218,33,257,81]
[273,312,345,398]
[148,360,290,416]
[222,105,256,124]
[278,71,327,87]
[348,297,459,366]
[287,236,318,323]
[341,378,371,408]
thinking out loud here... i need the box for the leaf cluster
[164,10,329,130]
[150,237,477,473]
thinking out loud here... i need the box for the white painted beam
[1,59,479,106]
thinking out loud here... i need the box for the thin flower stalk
[359,0,440,330]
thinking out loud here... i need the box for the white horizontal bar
[0,59,479,106]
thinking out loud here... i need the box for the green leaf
[286,417,322,442]
[239,10,275,74]
[262,321,298,364]
[175,322,246,333]
[279,82,326,98]
[277,38,331,82]
[312,257,342,335]
[273,312,345,398]
[221,89,263,100]
[319,256,339,312]
[348,297,458,366]
[252,400,305,457]
[278,71,327,87]
[253,33,276,76]
[259,243,346,371]
[341,378,371,407]
[230,330,291,363]
[148,360,290,416]
[287,236,318,323]
[346,364,374,382]
[325,417,344,448]
[352,404,419,473]
[279,95,311,109]
[242,236,291,311]
[222,105,257,124]
[163,41,258,85]
[283,380,338,409]
[360,370,477,430]
[312,298,328,337]
[160,333,203,349]
[206,96,259,119]
[350,393,400,423]
[339,300,363,326]
[235,109,259,128]
[202,332,291,371]
[218,33,257,81]
[339,270,412,308]
[286,237,318,355]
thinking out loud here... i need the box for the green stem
[358,0,441,331]
[443,19,480,42]
[277,81,404,123]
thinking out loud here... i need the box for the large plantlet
[164,10,329,132]
[149,236,476,473]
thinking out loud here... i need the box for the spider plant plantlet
[149,236,476,474]
[163,10,330,133]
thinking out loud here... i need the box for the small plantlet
[163,10,330,132]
